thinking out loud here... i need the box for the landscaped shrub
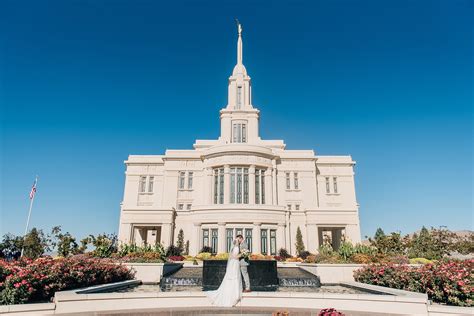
[278,248,291,259]
[409,257,432,265]
[0,256,134,305]
[350,253,373,264]
[165,245,182,257]
[196,252,212,260]
[200,246,213,253]
[298,251,312,260]
[114,243,165,263]
[354,259,473,307]
[318,308,345,316]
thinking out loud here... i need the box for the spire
[236,19,243,65]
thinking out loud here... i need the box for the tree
[185,240,190,255]
[23,228,49,259]
[374,228,385,241]
[176,229,185,253]
[295,226,305,256]
[89,234,117,257]
[50,226,79,257]
[0,234,23,260]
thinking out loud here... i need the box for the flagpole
[21,176,38,257]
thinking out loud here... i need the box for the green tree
[295,226,305,256]
[51,226,79,257]
[185,240,190,255]
[374,228,386,241]
[176,229,185,253]
[0,234,23,259]
[89,233,117,257]
[23,228,49,259]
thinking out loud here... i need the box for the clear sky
[1,0,472,240]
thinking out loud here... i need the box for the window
[325,177,330,193]
[295,204,300,210]
[285,172,291,190]
[178,204,184,210]
[148,176,154,193]
[186,204,192,210]
[287,204,292,210]
[294,173,299,190]
[270,230,276,255]
[188,172,193,189]
[245,229,252,252]
[232,123,247,143]
[236,228,243,237]
[139,176,147,193]
[203,229,210,247]
[236,86,242,109]
[333,177,338,194]
[226,229,234,252]
[214,168,225,204]
[178,172,185,189]
[261,230,268,255]
[255,169,265,204]
[230,167,249,204]
[211,229,218,253]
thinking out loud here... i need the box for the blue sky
[1,0,472,240]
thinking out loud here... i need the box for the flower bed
[0,256,134,305]
[354,259,473,307]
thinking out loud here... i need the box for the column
[272,159,278,205]
[160,223,172,248]
[285,211,291,253]
[218,222,226,253]
[224,165,230,204]
[277,223,286,251]
[249,165,256,205]
[264,168,273,205]
[306,224,318,253]
[203,168,211,205]
[252,223,261,254]
[192,222,201,255]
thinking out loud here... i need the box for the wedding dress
[206,244,242,307]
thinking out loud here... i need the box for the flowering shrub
[167,255,185,262]
[318,308,345,316]
[116,252,164,263]
[0,256,134,305]
[196,252,212,260]
[354,259,473,307]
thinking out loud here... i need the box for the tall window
[211,229,218,253]
[270,230,276,255]
[333,177,338,193]
[245,229,253,252]
[232,123,247,143]
[188,172,193,189]
[236,86,242,109]
[202,229,209,247]
[261,230,268,255]
[178,204,184,210]
[214,168,225,204]
[139,176,147,193]
[255,169,265,204]
[294,173,299,190]
[148,176,154,193]
[226,229,234,252]
[325,177,330,193]
[285,172,291,190]
[287,204,292,210]
[230,167,249,204]
[178,172,186,189]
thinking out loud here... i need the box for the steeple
[219,21,260,144]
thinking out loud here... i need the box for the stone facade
[118,25,361,255]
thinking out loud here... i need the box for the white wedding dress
[206,244,242,307]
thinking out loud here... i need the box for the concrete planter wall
[124,262,182,283]
[298,263,364,283]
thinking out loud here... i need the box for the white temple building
[118,24,361,255]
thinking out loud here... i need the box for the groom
[236,234,251,293]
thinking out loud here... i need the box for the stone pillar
[272,160,278,205]
[265,168,272,205]
[218,222,226,253]
[252,223,261,254]
[192,223,201,255]
[277,223,286,251]
[224,165,230,204]
[249,165,256,205]
[160,223,172,248]
[306,224,318,253]
[285,211,291,253]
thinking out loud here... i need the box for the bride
[206,239,242,307]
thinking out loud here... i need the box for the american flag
[29,178,37,200]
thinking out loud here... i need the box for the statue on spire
[236,19,242,36]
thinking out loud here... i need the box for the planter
[202,260,278,291]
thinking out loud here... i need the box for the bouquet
[240,249,250,263]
